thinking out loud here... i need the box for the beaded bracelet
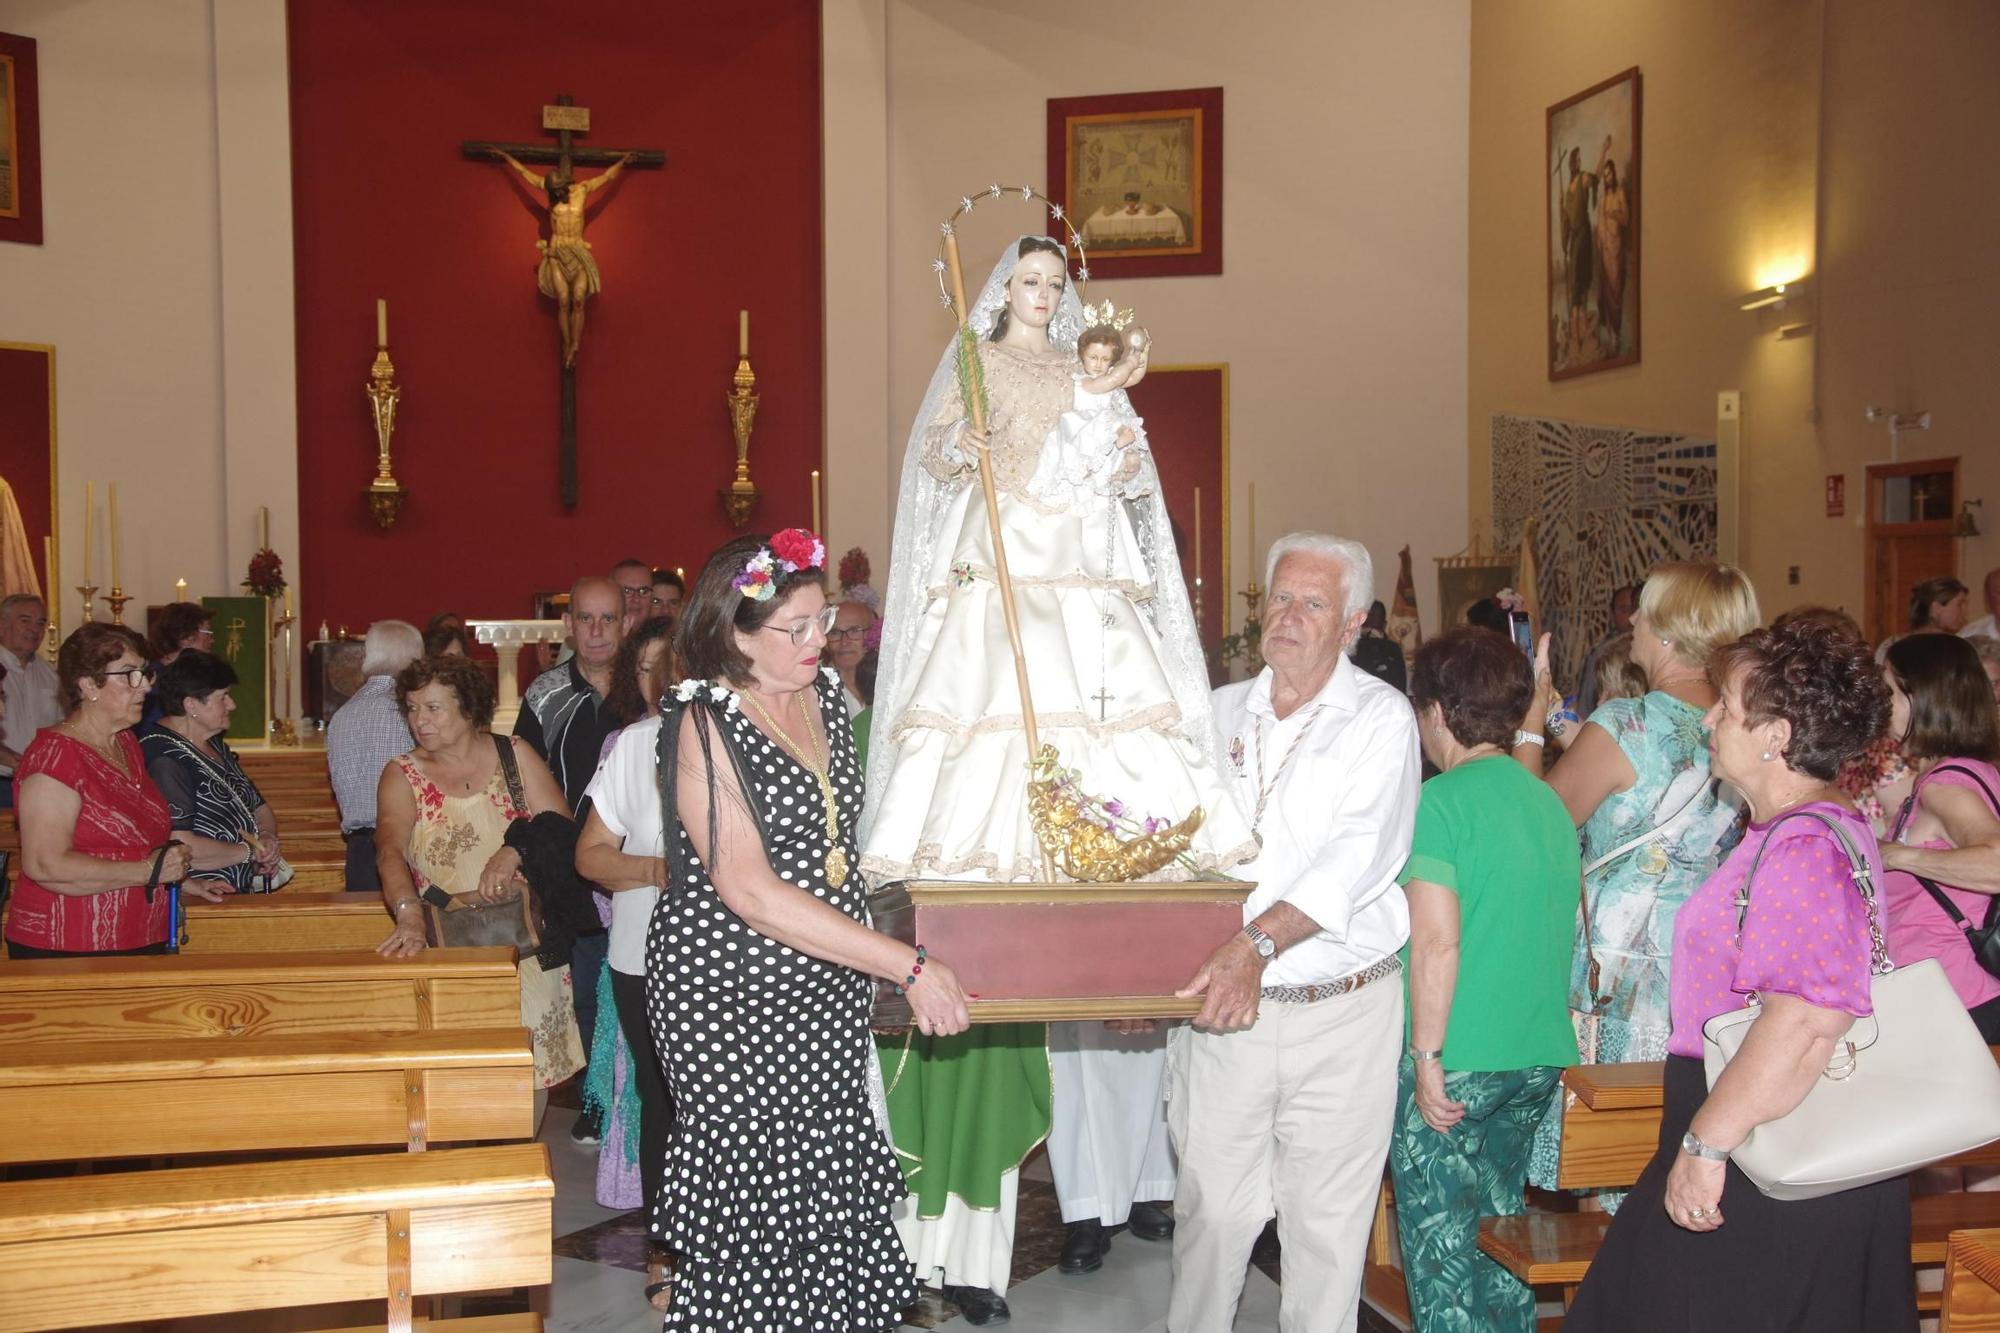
[894,945,928,996]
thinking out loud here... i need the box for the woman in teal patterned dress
[1509,561,1759,1200]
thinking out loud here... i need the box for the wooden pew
[0,948,520,1044]
[1475,1054,2000,1313]
[181,891,391,953]
[1945,1227,2000,1331]
[0,1142,552,1332]
[0,1027,533,1164]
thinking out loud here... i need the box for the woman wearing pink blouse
[1878,634,2000,1040]
[1566,619,1912,1332]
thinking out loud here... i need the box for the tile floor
[537,1104,1397,1333]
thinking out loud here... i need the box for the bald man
[516,575,624,1143]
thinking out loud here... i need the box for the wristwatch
[1680,1131,1730,1162]
[1410,1048,1443,1063]
[1513,729,1546,749]
[1242,922,1277,960]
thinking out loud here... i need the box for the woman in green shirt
[1390,629,1582,1333]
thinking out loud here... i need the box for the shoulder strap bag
[1701,809,2000,1200]
[1890,763,2000,980]
[422,735,545,954]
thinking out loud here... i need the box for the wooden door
[1865,457,1959,645]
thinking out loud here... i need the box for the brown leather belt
[1260,954,1402,1005]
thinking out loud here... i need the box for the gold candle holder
[722,355,760,528]
[76,584,98,625]
[103,587,131,626]
[1239,580,1265,674]
[365,348,407,528]
[270,600,297,746]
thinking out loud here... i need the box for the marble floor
[538,1103,1397,1333]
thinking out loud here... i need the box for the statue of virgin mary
[859,235,1255,1310]
[860,234,1255,885]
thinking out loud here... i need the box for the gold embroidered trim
[890,701,1185,746]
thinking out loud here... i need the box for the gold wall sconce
[722,310,759,528]
[366,300,406,528]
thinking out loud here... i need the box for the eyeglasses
[617,584,651,601]
[759,606,839,647]
[826,626,870,642]
[100,664,158,688]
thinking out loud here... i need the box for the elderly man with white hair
[1169,532,1421,1333]
[326,619,422,890]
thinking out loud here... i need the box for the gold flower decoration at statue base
[1026,744,1204,883]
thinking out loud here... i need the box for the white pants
[1166,977,1403,1333]
[1048,1020,1177,1225]
[892,1167,1019,1296]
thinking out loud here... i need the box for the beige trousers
[1166,976,1403,1333]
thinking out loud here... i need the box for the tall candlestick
[175,577,188,601]
[283,584,292,618]
[738,310,749,358]
[811,469,822,536]
[82,481,94,585]
[259,506,270,550]
[377,298,388,348]
[43,536,53,604]
[108,483,121,586]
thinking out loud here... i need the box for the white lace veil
[858,236,1223,869]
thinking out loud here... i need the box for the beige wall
[827,0,1471,628]
[0,0,300,707]
[1468,0,1999,631]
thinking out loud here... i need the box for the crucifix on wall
[462,96,664,506]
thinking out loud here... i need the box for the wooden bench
[1945,1227,2000,1330]
[180,890,392,953]
[0,1027,533,1164]
[0,1142,552,1332]
[0,948,520,1044]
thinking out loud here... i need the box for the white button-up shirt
[1210,653,1420,987]
[0,644,62,774]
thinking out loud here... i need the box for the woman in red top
[4,624,200,958]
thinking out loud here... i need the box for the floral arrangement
[733,529,825,602]
[1492,587,1527,613]
[243,548,286,597]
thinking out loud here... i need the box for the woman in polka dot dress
[647,532,971,1331]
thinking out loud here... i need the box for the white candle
[175,577,188,601]
[377,298,388,348]
[259,505,270,550]
[82,481,94,585]
[1247,482,1257,580]
[109,483,121,586]
[739,310,749,358]
[811,469,822,535]
[44,536,53,603]
[1194,486,1203,584]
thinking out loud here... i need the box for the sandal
[645,1254,674,1312]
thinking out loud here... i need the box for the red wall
[0,347,54,591]
[288,1,823,632]
[1131,367,1226,664]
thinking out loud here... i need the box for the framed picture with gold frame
[0,32,44,246]
[1047,86,1222,279]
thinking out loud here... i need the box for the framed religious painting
[0,32,43,247]
[1547,67,1640,380]
[1047,86,1222,279]
[202,596,270,743]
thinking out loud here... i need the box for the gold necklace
[740,689,848,889]
[62,721,127,774]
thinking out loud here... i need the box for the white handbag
[1701,810,2000,1201]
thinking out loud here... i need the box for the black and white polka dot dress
[645,668,914,1331]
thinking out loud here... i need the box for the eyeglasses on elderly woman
[758,605,839,647]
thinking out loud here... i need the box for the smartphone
[1506,609,1535,659]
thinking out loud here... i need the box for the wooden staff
[943,233,1054,881]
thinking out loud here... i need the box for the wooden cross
[1091,685,1116,721]
[462,96,666,507]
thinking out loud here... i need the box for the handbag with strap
[422,735,545,953]
[1890,763,2000,980]
[1701,809,2000,1200]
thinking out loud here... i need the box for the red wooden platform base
[870,879,1254,1024]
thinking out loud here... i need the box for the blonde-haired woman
[1512,561,1761,1200]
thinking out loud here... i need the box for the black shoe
[569,1109,603,1147]
[943,1285,1011,1325]
[1059,1218,1109,1273]
[1249,1218,1281,1266]
[1126,1200,1175,1242]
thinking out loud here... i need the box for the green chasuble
[876,1022,1052,1213]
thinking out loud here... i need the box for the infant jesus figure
[1024,303,1153,508]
